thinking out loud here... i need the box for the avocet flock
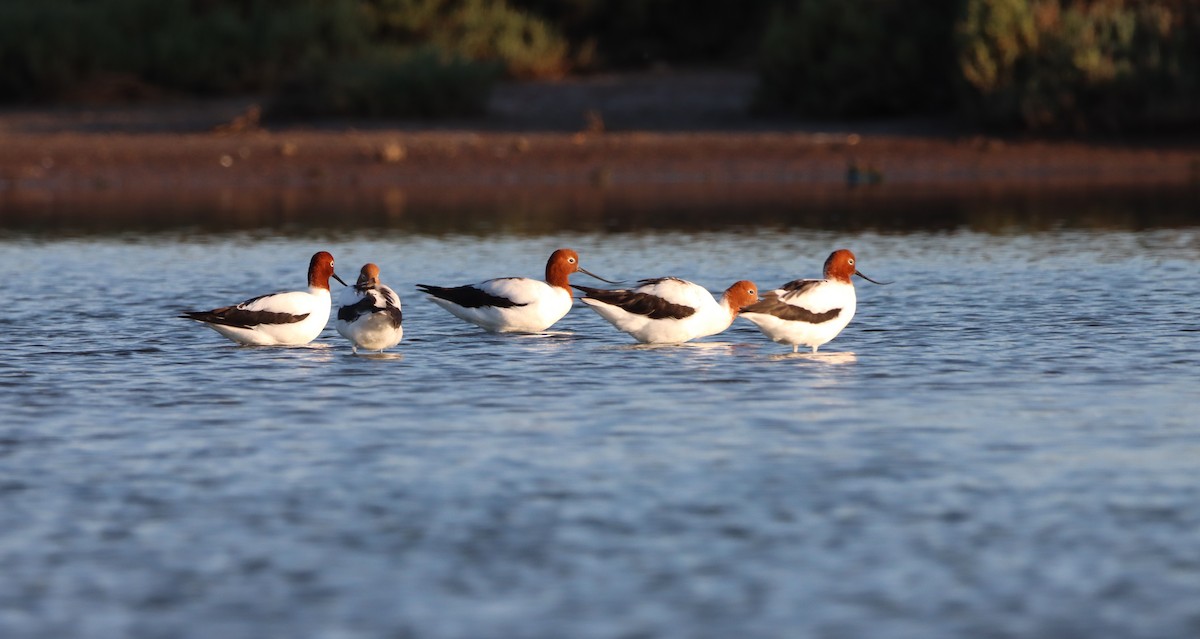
[181,248,888,353]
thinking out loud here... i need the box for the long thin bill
[578,267,622,284]
[332,272,349,286]
[855,270,892,285]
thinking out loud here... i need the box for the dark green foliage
[752,0,1200,131]
[0,0,369,100]
[270,47,499,118]
[0,2,84,99]
[510,0,776,69]
[753,0,960,117]
[366,0,569,78]
[957,0,1200,132]
[0,0,543,112]
[2,0,1197,130]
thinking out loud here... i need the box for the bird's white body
[198,287,333,346]
[426,277,572,333]
[182,251,343,347]
[741,279,856,353]
[418,248,604,334]
[336,281,404,352]
[580,278,742,344]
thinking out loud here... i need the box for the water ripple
[0,227,1198,639]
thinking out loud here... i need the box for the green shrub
[0,2,95,99]
[269,46,499,118]
[0,0,370,100]
[366,0,569,78]
[957,0,1200,131]
[753,0,959,117]
[510,0,775,69]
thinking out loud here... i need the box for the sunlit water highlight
[1,208,1199,638]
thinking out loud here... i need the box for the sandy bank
[2,73,1198,208]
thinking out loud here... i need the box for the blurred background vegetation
[0,0,1196,132]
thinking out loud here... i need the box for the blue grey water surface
[1,196,1199,639]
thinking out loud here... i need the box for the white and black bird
[180,251,346,346]
[336,263,404,353]
[416,248,616,333]
[741,249,888,353]
[575,278,759,344]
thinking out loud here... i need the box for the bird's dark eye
[568,257,576,263]
[847,259,854,265]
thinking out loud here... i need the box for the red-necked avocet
[416,248,615,333]
[741,249,888,353]
[336,263,404,353]
[575,278,759,344]
[180,251,346,346]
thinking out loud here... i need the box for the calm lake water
[2,188,1199,638]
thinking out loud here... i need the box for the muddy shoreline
[3,73,1199,213]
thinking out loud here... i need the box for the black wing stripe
[779,279,823,296]
[577,286,695,320]
[382,307,403,328]
[416,284,525,309]
[635,277,686,287]
[181,307,309,329]
[742,297,841,324]
[338,297,378,323]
